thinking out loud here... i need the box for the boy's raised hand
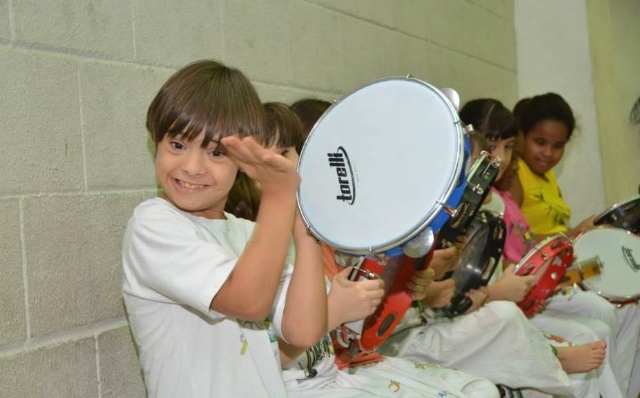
[221,136,299,195]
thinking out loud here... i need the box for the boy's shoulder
[132,197,184,222]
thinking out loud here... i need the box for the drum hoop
[514,233,571,273]
[441,211,505,317]
[593,195,640,225]
[573,226,640,303]
[296,76,466,255]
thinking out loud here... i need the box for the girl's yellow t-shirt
[517,158,572,235]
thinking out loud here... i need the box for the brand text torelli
[327,147,356,204]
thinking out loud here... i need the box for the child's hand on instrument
[429,247,458,279]
[494,264,536,302]
[422,279,456,308]
[329,267,385,324]
[464,286,489,314]
[569,215,596,238]
[221,136,299,196]
[407,267,436,301]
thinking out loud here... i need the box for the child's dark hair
[459,99,517,141]
[460,99,520,191]
[513,93,576,140]
[290,98,331,152]
[225,102,304,221]
[147,59,267,148]
[264,102,304,151]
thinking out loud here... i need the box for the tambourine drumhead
[297,77,464,255]
[573,227,640,303]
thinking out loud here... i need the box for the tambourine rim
[465,151,499,184]
[441,210,506,317]
[295,76,466,255]
[593,195,640,225]
[573,225,640,303]
[514,233,572,274]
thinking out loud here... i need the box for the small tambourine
[594,196,640,234]
[514,235,574,318]
[437,151,501,249]
[335,251,433,356]
[440,211,506,318]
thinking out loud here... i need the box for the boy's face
[521,120,568,176]
[155,132,238,219]
[488,137,515,181]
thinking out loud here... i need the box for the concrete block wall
[0,0,516,396]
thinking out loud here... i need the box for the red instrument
[333,250,433,357]
[514,235,574,317]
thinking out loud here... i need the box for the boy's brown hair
[146,59,267,147]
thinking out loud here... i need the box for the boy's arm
[211,137,299,321]
[279,214,327,348]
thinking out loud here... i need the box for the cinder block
[133,0,223,68]
[428,45,517,106]
[98,326,146,398]
[402,0,515,71]
[470,0,513,20]
[0,337,97,397]
[224,0,292,85]
[396,0,434,39]
[0,199,26,348]
[0,0,10,42]
[400,35,437,86]
[255,82,335,105]
[290,1,342,92]
[309,0,398,29]
[24,193,148,337]
[0,48,83,195]
[12,0,134,60]
[79,61,171,190]
[339,15,389,92]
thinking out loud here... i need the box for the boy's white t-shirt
[122,197,287,398]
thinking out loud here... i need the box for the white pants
[540,288,640,397]
[381,301,576,397]
[286,356,499,398]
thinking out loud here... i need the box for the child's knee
[487,301,527,326]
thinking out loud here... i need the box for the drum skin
[573,227,640,305]
[297,77,466,256]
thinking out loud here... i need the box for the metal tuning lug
[441,87,461,111]
[403,227,435,258]
[464,123,475,133]
[442,204,458,218]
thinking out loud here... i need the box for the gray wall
[0,1,516,396]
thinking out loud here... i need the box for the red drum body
[339,253,432,353]
[514,235,574,318]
